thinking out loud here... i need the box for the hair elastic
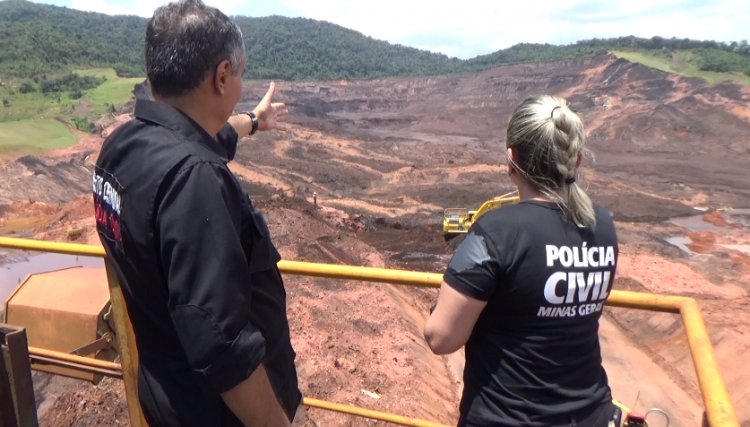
[565,177,576,184]
[550,106,561,119]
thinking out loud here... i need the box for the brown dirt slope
[0,53,748,425]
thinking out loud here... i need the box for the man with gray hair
[93,0,300,425]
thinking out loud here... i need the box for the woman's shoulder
[592,203,616,224]
[474,201,554,233]
[485,200,558,218]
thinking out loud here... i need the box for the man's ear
[213,59,232,95]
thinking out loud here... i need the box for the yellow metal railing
[0,236,740,426]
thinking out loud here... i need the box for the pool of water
[726,208,750,227]
[670,215,721,232]
[0,252,103,308]
[664,236,695,255]
[665,208,750,255]
[670,208,750,232]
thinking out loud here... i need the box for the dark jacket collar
[133,98,230,160]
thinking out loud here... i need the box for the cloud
[275,1,557,58]
[556,0,749,45]
[34,0,750,58]
[67,0,158,16]
[277,0,749,58]
[67,0,245,17]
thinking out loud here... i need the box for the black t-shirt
[444,200,617,426]
[94,99,300,426]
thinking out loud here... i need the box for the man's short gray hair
[146,0,245,98]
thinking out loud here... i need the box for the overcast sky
[33,0,749,59]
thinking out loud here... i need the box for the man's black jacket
[94,99,300,426]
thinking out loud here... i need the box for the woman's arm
[424,282,487,354]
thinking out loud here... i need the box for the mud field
[1,54,749,426]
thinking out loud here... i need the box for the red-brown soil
[1,53,749,426]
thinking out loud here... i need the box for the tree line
[1,0,748,80]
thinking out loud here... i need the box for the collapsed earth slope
[0,53,748,425]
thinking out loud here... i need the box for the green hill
[0,0,461,79]
[236,16,461,80]
[1,0,749,155]
[2,0,748,82]
[0,0,145,77]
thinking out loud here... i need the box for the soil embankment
[1,54,748,425]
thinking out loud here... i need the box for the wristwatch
[242,111,259,136]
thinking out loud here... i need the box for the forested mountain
[0,0,145,76]
[236,16,461,80]
[467,37,750,76]
[1,0,748,80]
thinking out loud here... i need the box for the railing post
[0,324,38,427]
[0,331,18,427]
[103,260,148,427]
[680,298,739,427]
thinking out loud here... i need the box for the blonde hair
[506,95,596,228]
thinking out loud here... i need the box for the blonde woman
[425,95,619,426]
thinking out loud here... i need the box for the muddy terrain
[1,53,749,426]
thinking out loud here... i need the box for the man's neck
[155,92,222,136]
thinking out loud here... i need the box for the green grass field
[0,68,143,155]
[612,50,750,86]
[0,118,75,154]
[76,68,144,116]
[0,88,76,122]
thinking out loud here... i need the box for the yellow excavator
[443,190,520,237]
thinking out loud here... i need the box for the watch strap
[242,111,259,136]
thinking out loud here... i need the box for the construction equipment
[443,190,520,237]
[3,266,118,384]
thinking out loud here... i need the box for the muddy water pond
[670,208,750,232]
[664,208,750,255]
